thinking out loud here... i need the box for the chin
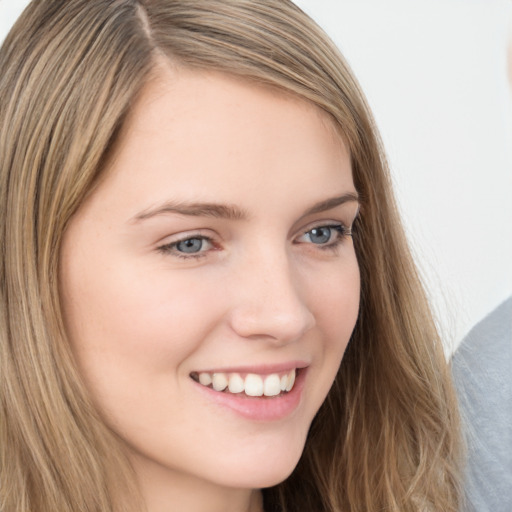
[217,443,305,490]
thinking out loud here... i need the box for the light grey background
[2,0,511,351]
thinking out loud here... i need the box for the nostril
[228,304,315,343]
[227,259,316,342]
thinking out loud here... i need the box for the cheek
[311,259,360,395]
[292,258,360,426]
[60,251,221,384]
[310,259,360,347]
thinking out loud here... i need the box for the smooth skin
[59,63,360,512]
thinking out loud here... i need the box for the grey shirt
[452,297,512,512]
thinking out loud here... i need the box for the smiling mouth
[190,369,297,398]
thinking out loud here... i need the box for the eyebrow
[132,202,248,222]
[302,192,359,216]
[131,192,359,223]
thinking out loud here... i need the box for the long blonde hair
[0,1,462,511]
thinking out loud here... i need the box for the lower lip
[192,369,306,421]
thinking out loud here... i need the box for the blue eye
[297,224,351,249]
[307,226,334,244]
[175,237,207,254]
[158,235,213,258]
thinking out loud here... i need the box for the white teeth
[228,373,244,394]
[280,374,288,391]
[244,374,264,396]
[212,373,228,392]
[199,373,212,386]
[285,369,295,392]
[195,369,298,396]
[263,374,281,397]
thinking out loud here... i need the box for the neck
[129,453,264,512]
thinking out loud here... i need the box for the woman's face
[60,67,360,498]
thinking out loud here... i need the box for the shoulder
[452,297,512,512]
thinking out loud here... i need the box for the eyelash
[156,223,353,260]
[157,235,215,260]
[295,224,352,251]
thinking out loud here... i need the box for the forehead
[121,62,344,150]
[85,65,354,223]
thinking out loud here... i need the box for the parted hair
[0,1,462,511]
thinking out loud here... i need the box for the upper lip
[191,361,309,375]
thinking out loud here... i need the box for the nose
[228,249,316,344]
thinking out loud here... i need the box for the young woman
[0,1,462,511]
